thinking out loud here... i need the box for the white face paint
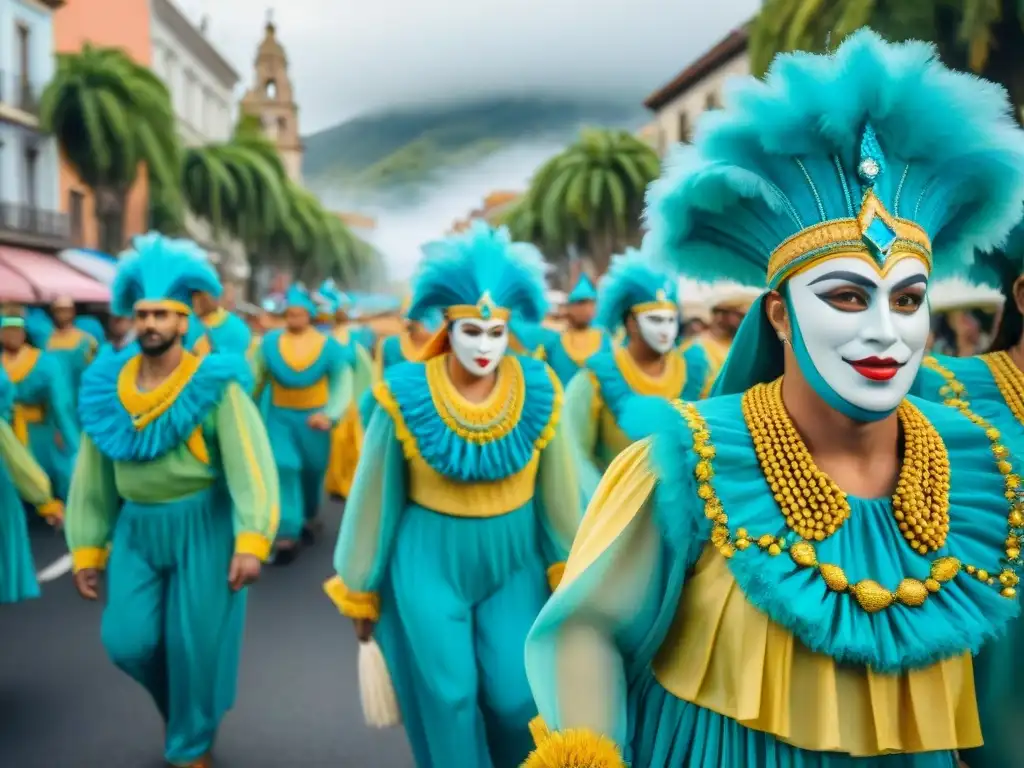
[786,255,930,414]
[449,318,509,377]
[635,308,680,354]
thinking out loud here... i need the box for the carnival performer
[318,279,374,501]
[912,224,1024,768]
[65,233,278,768]
[542,273,610,384]
[0,306,79,500]
[0,365,63,605]
[372,296,436,378]
[46,295,98,405]
[187,279,252,356]
[563,249,709,510]
[99,309,136,356]
[680,281,760,394]
[251,283,352,555]
[325,222,580,768]
[523,30,1024,768]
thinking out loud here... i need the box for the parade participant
[0,306,79,500]
[65,232,278,768]
[188,278,252,356]
[46,295,98,401]
[0,365,63,604]
[318,279,374,501]
[680,281,760,394]
[563,249,708,509]
[251,283,352,555]
[913,224,1024,768]
[325,222,580,768]
[372,295,436,378]
[542,273,610,384]
[100,309,136,356]
[523,30,1024,768]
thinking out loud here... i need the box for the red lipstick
[474,357,490,368]
[845,356,903,381]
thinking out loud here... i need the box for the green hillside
[302,95,647,201]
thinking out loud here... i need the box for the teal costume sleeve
[328,409,407,606]
[323,363,353,423]
[248,344,268,397]
[562,371,602,511]
[46,357,80,455]
[357,388,376,430]
[533,418,583,571]
[525,442,681,750]
[64,434,119,571]
[352,344,374,401]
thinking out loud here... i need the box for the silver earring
[778,333,789,345]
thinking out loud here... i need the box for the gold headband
[766,191,932,288]
[446,291,511,322]
[632,289,677,315]
[134,299,192,315]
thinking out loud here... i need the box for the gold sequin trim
[742,378,950,553]
[676,380,1017,614]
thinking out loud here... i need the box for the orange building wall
[53,0,152,252]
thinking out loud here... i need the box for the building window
[678,113,692,143]
[705,91,722,111]
[277,115,287,133]
[265,79,277,99]
[16,22,30,110]
[69,190,85,246]
[23,144,37,209]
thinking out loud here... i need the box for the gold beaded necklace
[741,378,950,553]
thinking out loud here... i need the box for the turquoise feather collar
[624,391,1020,673]
[79,348,253,462]
[375,354,561,482]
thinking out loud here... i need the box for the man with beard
[0,305,79,499]
[65,233,278,768]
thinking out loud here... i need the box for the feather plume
[113,232,222,316]
[595,248,679,331]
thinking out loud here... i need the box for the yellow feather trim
[529,715,551,746]
[522,728,625,768]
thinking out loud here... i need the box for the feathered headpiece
[969,216,1024,292]
[595,247,679,332]
[409,221,548,325]
[112,233,221,316]
[644,30,1024,397]
[566,273,598,303]
[646,30,1024,290]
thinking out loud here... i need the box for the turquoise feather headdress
[409,221,548,324]
[969,216,1024,291]
[113,233,222,316]
[317,279,353,315]
[566,274,598,303]
[646,30,1024,291]
[284,284,318,316]
[596,248,679,332]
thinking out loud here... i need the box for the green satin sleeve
[216,383,280,560]
[0,418,54,507]
[352,343,374,400]
[248,345,268,397]
[535,419,583,574]
[563,371,603,510]
[324,363,353,422]
[64,434,119,571]
[325,408,406,620]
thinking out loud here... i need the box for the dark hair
[988,274,1021,352]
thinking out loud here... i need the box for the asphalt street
[0,500,415,768]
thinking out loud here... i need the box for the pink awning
[0,247,110,303]
[0,259,37,302]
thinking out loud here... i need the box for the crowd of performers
[3,28,1024,768]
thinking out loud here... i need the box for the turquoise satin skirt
[264,406,331,540]
[628,675,958,768]
[376,502,548,768]
[0,469,38,604]
[961,619,1023,768]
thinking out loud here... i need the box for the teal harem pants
[101,485,245,766]
[264,405,331,541]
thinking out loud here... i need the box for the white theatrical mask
[449,318,509,377]
[636,308,680,355]
[786,254,930,414]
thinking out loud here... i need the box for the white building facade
[643,28,749,156]
[0,0,68,252]
[149,0,248,293]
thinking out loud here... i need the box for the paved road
[0,501,415,768]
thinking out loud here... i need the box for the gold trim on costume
[631,299,677,315]
[135,299,192,315]
[446,290,512,322]
[117,352,202,430]
[2,345,40,383]
[278,328,327,371]
[426,355,526,444]
[46,328,86,351]
[560,328,604,366]
[323,575,380,621]
[614,346,687,399]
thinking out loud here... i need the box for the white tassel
[358,638,401,728]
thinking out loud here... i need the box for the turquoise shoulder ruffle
[79,349,253,462]
[261,329,351,388]
[378,356,560,482]
[681,344,711,399]
[629,392,1020,673]
[586,350,637,426]
[381,335,407,368]
[209,313,252,355]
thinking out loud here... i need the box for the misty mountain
[302,95,648,205]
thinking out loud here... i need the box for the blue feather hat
[645,29,1024,398]
[409,221,548,359]
[283,283,318,316]
[113,233,222,316]
[595,247,679,333]
[969,216,1024,290]
[566,274,598,303]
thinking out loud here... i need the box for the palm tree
[749,1,1024,122]
[515,128,661,274]
[40,44,180,253]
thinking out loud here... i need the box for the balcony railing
[0,72,41,116]
[0,203,71,250]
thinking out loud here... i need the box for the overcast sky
[176,0,758,133]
